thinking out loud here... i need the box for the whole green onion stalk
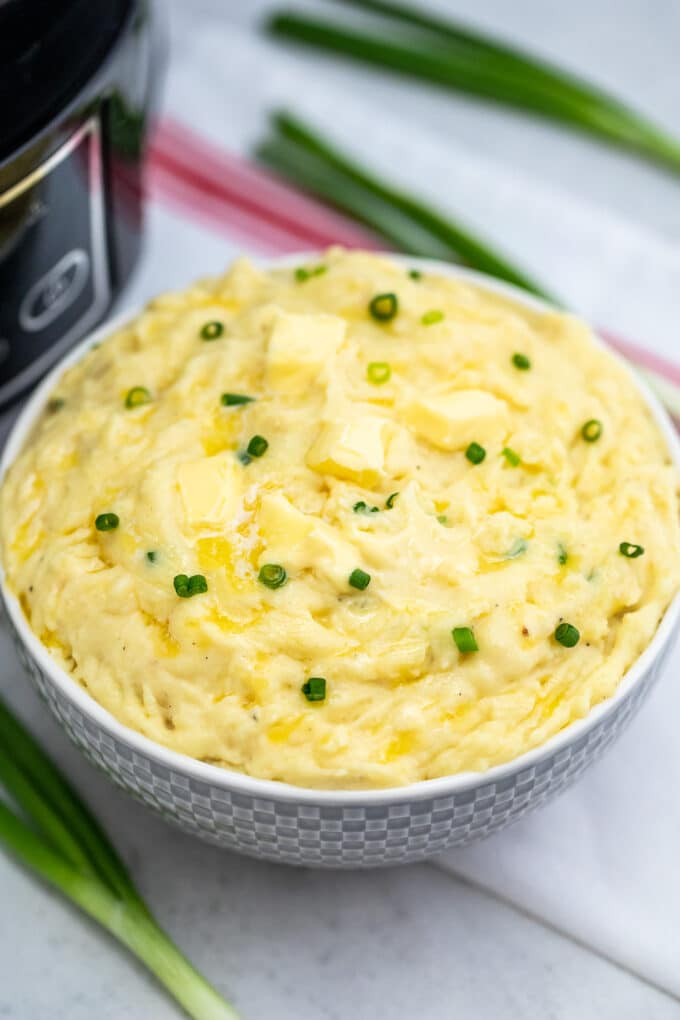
[0,695,241,1020]
[266,1,680,177]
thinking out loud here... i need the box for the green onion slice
[200,321,224,340]
[146,550,158,564]
[557,543,568,565]
[408,269,422,280]
[385,491,399,508]
[619,542,644,558]
[95,513,119,532]
[353,501,379,514]
[124,387,151,409]
[258,564,288,589]
[349,568,371,590]
[301,677,326,702]
[554,622,580,647]
[505,538,528,559]
[421,309,444,326]
[465,442,486,465]
[367,361,391,384]
[452,626,478,653]
[295,264,327,282]
[369,292,398,322]
[173,574,208,598]
[502,447,521,466]
[221,393,255,406]
[512,352,531,370]
[581,419,602,442]
[246,435,268,458]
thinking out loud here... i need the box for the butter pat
[306,417,386,486]
[177,452,241,528]
[403,389,508,450]
[266,311,346,393]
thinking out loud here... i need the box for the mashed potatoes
[2,250,679,789]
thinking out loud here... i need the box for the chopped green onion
[221,393,255,406]
[505,538,528,559]
[385,491,399,508]
[557,543,568,565]
[124,387,151,409]
[421,309,444,325]
[200,321,223,340]
[301,677,326,702]
[452,626,478,653]
[295,264,327,282]
[349,568,371,590]
[581,418,603,442]
[437,514,449,525]
[95,513,119,532]
[502,447,521,466]
[145,550,158,564]
[353,500,379,514]
[512,352,531,370]
[554,622,580,647]
[408,268,422,280]
[46,397,65,413]
[367,361,391,384]
[465,442,486,465]
[619,542,644,558]
[247,435,269,458]
[173,574,208,598]
[258,563,288,589]
[369,292,398,322]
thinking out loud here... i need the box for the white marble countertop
[2,2,680,1017]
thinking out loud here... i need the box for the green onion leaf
[301,677,327,702]
[465,442,486,465]
[408,268,422,280]
[367,361,391,384]
[385,491,399,508]
[124,387,151,409]
[349,567,371,590]
[200,321,224,340]
[247,435,269,458]
[95,513,119,532]
[619,541,645,558]
[146,550,158,564]
[512,352,531,370]
[421,309,444,325]
[557,542,568,565]
[174,574,208,598]
[452,626,478,653]
[353,500,380,514]
[258,563,288,589]
[554,621,580,647]
[437,514,449,525]
[0,695,241,1018]
[581,418,603,442]
[369,292,399,321]
[221,393,255,406]
[501,447,521,466]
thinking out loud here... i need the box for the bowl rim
[2,251,679,806]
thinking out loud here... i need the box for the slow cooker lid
[0,0,135,165]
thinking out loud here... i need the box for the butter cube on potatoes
[403,389,508,450]
[177,452,242,529]
[306,417,387,486]
[266,312,346,394]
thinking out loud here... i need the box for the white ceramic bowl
[2,256,679,868]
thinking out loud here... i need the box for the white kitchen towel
[7,1,680,1000]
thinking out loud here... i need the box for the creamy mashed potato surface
[2,251,679,789]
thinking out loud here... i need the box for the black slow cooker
[0,0,161,409]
